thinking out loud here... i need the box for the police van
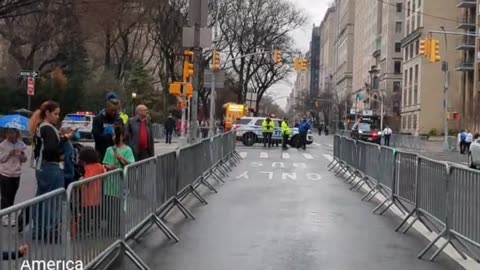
[233,117,314,147]
[61,111,95,139]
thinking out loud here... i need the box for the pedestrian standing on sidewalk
[92,92,123,159]
[164,114,176,144]
[382,126,393,146]
[0,128,27,225]
[281,118,291,150]
[466,130,473,153]
[61,127,76,189]
[459,130,467,154]
[30,100,74,240]
[127,104,154,161]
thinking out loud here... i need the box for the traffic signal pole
[190,22,202,143]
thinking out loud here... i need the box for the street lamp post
[131,92,137,116]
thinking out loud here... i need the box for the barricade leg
[417,228,451,260]
[158,197,195,221]
[395,208,416,232]
[208,169,225,184]
[450,235,480,262]
[195,176,218,193]
[123,242,153,270]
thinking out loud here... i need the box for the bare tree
[216,0,306,107]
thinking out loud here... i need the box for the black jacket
[164,117,176,131]
[92,111,123,158]
[33,122,65,164]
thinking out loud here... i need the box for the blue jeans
[32,162,65,242]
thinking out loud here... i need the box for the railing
[0,131,241,270]
[330,135,480,263]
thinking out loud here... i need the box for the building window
[393,81,401,92]
[396,3,403,13]
[404,46,409,60]
[407,115,412,129]
[402,116,406,129]
[394,61,402,74]
[415,40,419,55]
[395,22,402,33]
[403,70,408,106]
[417,12,421,29]
[407,2,410,16]
[409,43,414,58]
[414,65,419,104]
[409,67,413,105]
[395,42,402,52]
[418,0,421,7]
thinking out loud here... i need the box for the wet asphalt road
[117,135,466,270]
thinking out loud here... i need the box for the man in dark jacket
[164,113,176,144]
[127,104,154,160]
[92,92,123,159]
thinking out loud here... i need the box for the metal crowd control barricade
[444,165,480,262]
[176,142,208,205]
[392,151,418,213]
[356,142,383,201]
[373,146,399,215]
[156,151,195,225]
[0,189,66,270]
[67,169,151,270]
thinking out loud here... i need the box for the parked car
[350,122,381,144]
[233,117,314,147]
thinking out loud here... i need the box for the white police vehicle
[61,111,95,139]
[232,117,314,147]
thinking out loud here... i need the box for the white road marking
[320,154,478,270]
[314,143,321,146]
[282,172,297,180]
[259,171,273,180]
[235,171,249,179]
[303,153,314,160]
[293,163,307,168]
[326,144,333,148]
[272,162,285,168]
[282,152,290,159]
[239,152,248,158]
[306,173,322,181]
[260,152,269,159]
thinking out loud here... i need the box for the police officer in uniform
[262,117,274,147]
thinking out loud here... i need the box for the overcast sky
[267,0,331,109]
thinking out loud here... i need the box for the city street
[14,140,179,204]
[117,135,468,270]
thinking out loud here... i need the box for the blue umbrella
[0,114,30,131]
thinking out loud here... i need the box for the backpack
[72,142,85,180]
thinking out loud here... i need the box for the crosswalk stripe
[282,152,290,159]
[239,152,248,158]
[260,152,269,159]
[303,153,314,160]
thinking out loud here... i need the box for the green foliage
[428,128,438,137]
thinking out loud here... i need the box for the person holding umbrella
[0,128,27,225]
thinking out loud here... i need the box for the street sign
[189,0,208,27]
[182,27,212,48]
[27,77,35,96]
[20,71,38,77]
[204,69,225,88]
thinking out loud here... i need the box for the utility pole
[440,27,449,151]
[189,21,202,143]
[208,4,219,138]
[380,93,384,131]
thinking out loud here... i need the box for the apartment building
[351,0,403,129]
[310,25,321,98]
[333,0,355,100]
[319,6,336,94]
[457,0,476,130]
[400,0,461,134]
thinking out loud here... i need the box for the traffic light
[212,50,221,71]
[185,82,193,97]
[301,58,308,72]
[429,39,441,63]
[274,50,282,64]
[169,82,182,96]
[294,58,300,72]
[183,50,194,82]
[419,39,431,56]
